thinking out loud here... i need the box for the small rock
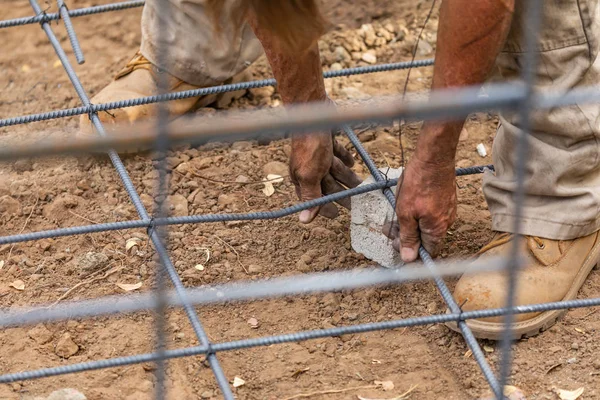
[28,324,53,345]
[330,62,343,71]
[13,158,33,173]
[311,227,336,240]
[167,194,189,217]
[249,86,275,100]
[217,194,238,206]
[247,317,259,329]
[0,195,21,215]
[200,391,213,399]
[334,46,351,63]
[55,333,79,358]
[571,342,580,350]
[417,40,434,56]
[47,388,87,400]
[235,175,249,183]
[592,360,600,369]
[166,156,183,169]
[231,141,253,151]
[78,252,109,275]
[247,264,262,274]
[262,161,288,177]
[175,162,190,175]
[361,51,377,64]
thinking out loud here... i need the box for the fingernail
[299,210,313,224]
[401,247,417,263]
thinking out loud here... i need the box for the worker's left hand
[290,130,362,224]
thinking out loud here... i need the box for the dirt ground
[1,1,600,399]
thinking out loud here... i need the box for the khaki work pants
[140,0,600,241]
[140,0,263,87]
[485,0,600,240]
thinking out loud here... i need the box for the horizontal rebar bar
[0,0,145,29]
[2,294,600,384]
[0,59,434,128]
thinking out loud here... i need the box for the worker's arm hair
[414,0,515,165]
[206,0,327,54]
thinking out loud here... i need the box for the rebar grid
[0,1,595,400]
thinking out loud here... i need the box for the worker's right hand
[384,156,457,263]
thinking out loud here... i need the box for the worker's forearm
[247,11,327,105]
[415,0,515,165]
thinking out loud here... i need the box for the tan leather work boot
[446,231,600,340]
[78,51,250,142]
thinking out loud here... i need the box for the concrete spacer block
[350,167,403,269]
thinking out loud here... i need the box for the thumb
[398,213,421,263]
[297,180,337,224]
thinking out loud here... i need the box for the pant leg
[483,0,600,240]
[140,0,264,87]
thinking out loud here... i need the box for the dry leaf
[125,238,142,255]
[371,359,382,364]
[574,328,585,334]
[0,260,4,270]
[267,174,284,184]
[53,60,62,68]
[232,377,245,388]
[464,349,473,358]
[9,279,25,291]
[247,317,259,329]
[556,387,584,400]
[262,180,275,197]
[374,380,394,391]
[116,282,142,292]
[483,345,494,353]
[194,264,205,271]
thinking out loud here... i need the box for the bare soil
[1,1,600,399]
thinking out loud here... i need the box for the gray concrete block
[350,168,403,269]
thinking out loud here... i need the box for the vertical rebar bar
[498,0,543,395]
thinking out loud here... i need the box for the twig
[213,235,248,274]
[281,385,377,400]
[67,209,100,225]
[46,265,124,308]
[190,169,289,186]
[6,197,39,266]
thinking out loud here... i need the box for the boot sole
[444,243,600,340]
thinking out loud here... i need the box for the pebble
[310,227,336,240]
[247,264,262,274]
[217,194,238,206]
[334,46,351,63]
[571,342,580,350]
[54,333,79,358]
[249,86,275,100]
[167,194,189,217]
[200,390,213,399]
[46,388,87,400]
[28,324,53,345]
[262,161,288,177]
[77,252,109,275]
[13,158,33,173]
[231,141,253,151]
[330,62,343,71]
[0,195,21,215]
[235,175,249,183]
[417,40,434,56]
[592,360,600,369]
[361,51,377,64]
